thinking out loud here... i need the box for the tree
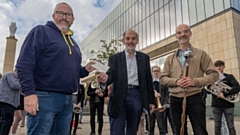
[90,39,122,64]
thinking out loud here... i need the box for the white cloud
[0,0,122,73]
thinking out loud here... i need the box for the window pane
[182,0,190,24]
[150,14,155,44]
[164,4,170,37]
[223,0,231,9]
[150,0,154,14]
[154,0,159,12]
[170,0,176,35]
[155,10,160,42]
[160,8,165,40]
[189,0,197,25]
[196,0,205,22]
[213,0,224,14]
[146,0,150,17]
[142,20,147,48]
[146,17,151,46]
[175,0,183,26]
[205,0,214,18]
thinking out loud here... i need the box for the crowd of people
[1,2,240,135]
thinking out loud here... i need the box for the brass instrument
[73,103,81,113]
[205,82,240,103]
[91,80,105,94]
[154,90,163,111]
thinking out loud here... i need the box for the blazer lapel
[136,52,142,84]
[120,51,128,83]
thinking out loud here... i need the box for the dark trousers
[0,102,15,135]
[110,89,143,135]
[212,107,236,135]
[170,93,208,135]
[150,111,165,135]
[165,108,175,135]
[90,102,104,134]
[70,112,80,134]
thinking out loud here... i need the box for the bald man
[160,24,219,135]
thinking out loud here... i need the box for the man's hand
[176,77,195,88]
[155,92,161,98]
[217,92,225,99]
[85,61,96,72]
[149,104,155,114]
[24,95,39,116]
[96,72,108,83]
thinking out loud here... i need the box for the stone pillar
[3,22,18,74]
[3,36,18,74]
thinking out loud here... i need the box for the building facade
[80,0,240,116]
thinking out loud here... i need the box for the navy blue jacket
[16,21,89,96]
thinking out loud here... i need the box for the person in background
[70,84,85,135]
[160,24,219,135]
[15,2,95,135]
[11,92,24,135]
[97,29,155,135]
[211,60,239,135]
[150,66,168,135]
[87,72,108,135]
[0,70,21,135]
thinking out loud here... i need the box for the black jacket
[87,83,107,104]
[211,73,240,108]
[106,51,155,118]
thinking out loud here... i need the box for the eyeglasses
[153,70,159,72]
[176,30,190,35]
[55,11,73,19]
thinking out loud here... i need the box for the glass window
[182,0,189,25]
[159,0,163,8]
[213,0,224,14]
[196,0,205,22]
[223,0,231,9]
[154,0,159,12]
[146,0,150,17]
[175,0,183,26]
[134,3,139,24]
[170,0,176,35]
[160,8,165,40]
[188,0,197,25]
[150,14,155,44]
[146,17,151,46]
[138,22,143,50]
[155,10,160,42]
[232,0,240,11]
[142,20,147,49]
[150,0,154,14]
[164,4,170,37]
[141,0,145,21]
[205,0,214,18]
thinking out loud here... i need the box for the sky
[0,0,122,73]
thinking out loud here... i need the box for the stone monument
[3,22,18,74]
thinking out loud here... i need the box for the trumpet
[91,81,105,94]
[154,90,163,111]
[73,103,81,113]
[205,82,240,103]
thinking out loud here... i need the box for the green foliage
[90,39,122,64]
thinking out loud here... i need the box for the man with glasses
[160,24,219,135]
[16,2,95,135]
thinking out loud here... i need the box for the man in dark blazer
[97,29,155,135]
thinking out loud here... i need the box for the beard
[55,19,71,32]
[178,38,189,45]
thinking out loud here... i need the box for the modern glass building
[80,0,240,116]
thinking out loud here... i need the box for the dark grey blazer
[106,51,155,118]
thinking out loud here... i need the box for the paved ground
[14,115,240,135]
